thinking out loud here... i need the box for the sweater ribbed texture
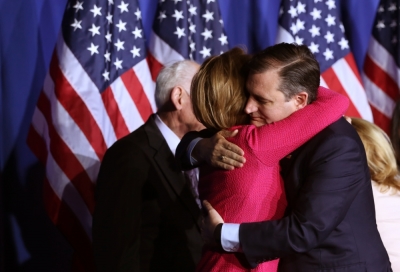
[196,87,349,272]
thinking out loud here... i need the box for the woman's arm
[245,86,349,165]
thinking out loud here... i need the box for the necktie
[184,168,201,208]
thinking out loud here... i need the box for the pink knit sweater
[196,87,349,272]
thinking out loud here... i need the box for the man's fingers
[218,130,245,156]
[221,156,244,168]
[217,162,235,171]
[202,200,214,213]
[213,155,241,170]
[212,152,244,169]
[207,130,245,169]
[219,129,238,138]
[229,144,244,156]
[223,148,245,163]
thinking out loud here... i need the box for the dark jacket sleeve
[239,126,369,267]
[175,129,216,170]
[93,139,151,271]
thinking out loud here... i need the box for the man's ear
[294,91,308,110]
[170,86,184,110]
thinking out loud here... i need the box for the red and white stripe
[145,30,187,98]
[148,31,185,67]
[27,34,156,271]
[363,37,400,134]
[277,26,373,121]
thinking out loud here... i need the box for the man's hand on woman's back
[192,130,246,170]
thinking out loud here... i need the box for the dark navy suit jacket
[239,118,391,271]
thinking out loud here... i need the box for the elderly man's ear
[170,86,186,110]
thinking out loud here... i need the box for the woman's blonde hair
[191,47,250,131]
[351,117,400,193]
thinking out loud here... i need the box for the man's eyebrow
[254,94,271,102]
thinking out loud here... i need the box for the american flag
[27,0,156,270]
[27,0,228,270]
[363,0,400,134]
[277,0,373,121]
[148,0,229,71]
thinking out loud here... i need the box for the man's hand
[192,130,245,170]
[201,200,224,245]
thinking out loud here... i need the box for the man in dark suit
[92,60,205,271]
[180,43,392,271]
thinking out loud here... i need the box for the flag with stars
[27,0,156,270]
[277,0,373,121]
[148,0,229,77]
[362,0,400,134]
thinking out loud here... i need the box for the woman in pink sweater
[190,47,349,271]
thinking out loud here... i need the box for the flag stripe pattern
[149,0,229,66]
[363,0,400,133]
[28,0,156,270]
[42,178,95,271]
[49,53,108,161]
[320,65,362,118]
[27,0,230,270]
[364,55,398,101]
[277,0,373,122]
[100,86,131,139]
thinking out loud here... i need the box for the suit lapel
[280,143,305,179]
[144,115,201,229]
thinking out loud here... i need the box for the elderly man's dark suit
[239,118,392,271]
[92,114,203,272]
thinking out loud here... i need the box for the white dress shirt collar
[154,114,180,155]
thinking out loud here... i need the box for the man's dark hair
[247,43,320,103]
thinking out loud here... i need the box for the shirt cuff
[221,223,241,252]
[187,137,203,166]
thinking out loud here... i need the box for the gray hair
[155,60,198,109]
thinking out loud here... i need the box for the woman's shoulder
[372,181,400,219]
[372,180,400,197]
[227,124,257,138]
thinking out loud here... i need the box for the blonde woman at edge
[351,117,400,271]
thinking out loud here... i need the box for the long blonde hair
[351,117,400,193]
[190,47,250,131]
